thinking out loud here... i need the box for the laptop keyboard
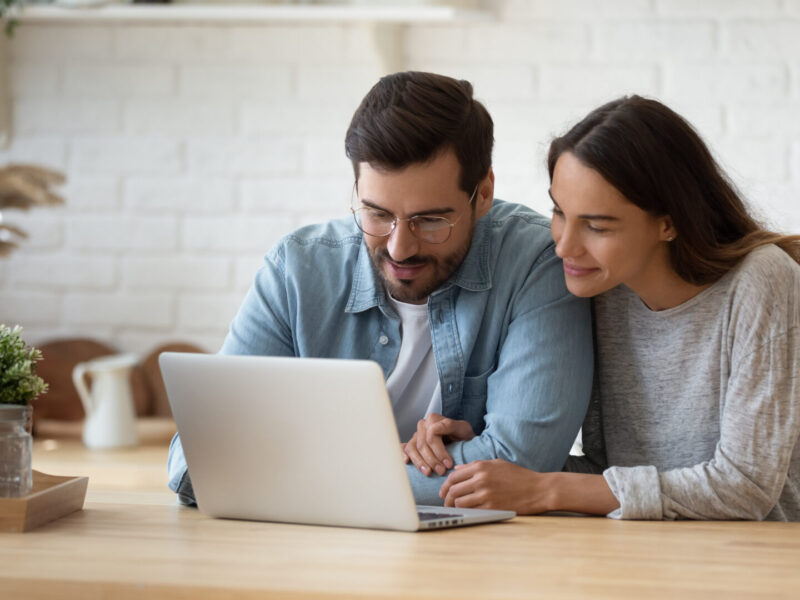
[418,511,463,521]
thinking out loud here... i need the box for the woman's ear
[659,215,677,242]
[475,168,495,218]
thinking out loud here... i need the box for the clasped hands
[402,412,476,476]
[402,413,554,514]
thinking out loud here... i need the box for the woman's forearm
[547,472,620,515]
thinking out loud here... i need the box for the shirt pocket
[460,367,493,431]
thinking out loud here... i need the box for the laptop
[159,352,516,532]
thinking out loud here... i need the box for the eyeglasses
[350,184,478,245]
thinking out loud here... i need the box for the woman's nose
[554,222,581,259]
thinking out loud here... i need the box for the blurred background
[1,0,799,357]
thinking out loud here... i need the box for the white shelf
[19,3,489,24]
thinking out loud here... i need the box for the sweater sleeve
[603,326,800,520]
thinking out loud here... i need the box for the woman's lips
[563,262,599,277]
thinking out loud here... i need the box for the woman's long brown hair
[548,96,800,285]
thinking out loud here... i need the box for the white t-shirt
[385,296,442,442]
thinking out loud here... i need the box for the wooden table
[1,440,798,599]
[30,421,177,504]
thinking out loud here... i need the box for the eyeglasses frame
[350,183,479,245]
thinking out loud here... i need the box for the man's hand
[439,459,554,513]
[402,413,475,477]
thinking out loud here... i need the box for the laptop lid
[160,353,514,532]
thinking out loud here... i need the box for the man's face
[356,149,493,304]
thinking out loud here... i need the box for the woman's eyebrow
[547,189,620,221]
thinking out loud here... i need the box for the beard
[367,220,476,304]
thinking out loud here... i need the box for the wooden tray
[0,470,88,533]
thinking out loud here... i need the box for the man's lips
[563,262,599,277]
[386,259,428,280]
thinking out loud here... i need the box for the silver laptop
[159,352,515,532]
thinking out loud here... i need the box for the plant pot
[0,405,33,498]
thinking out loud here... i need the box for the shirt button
[379,335,389,345]
[448,383,453,393]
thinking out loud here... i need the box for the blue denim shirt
[168,200,593,505]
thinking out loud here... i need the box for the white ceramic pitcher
[72,354,139,449]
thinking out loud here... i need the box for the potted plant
[0,324,46,497]
[0,324,47,408]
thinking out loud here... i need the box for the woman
[438,96,800,520]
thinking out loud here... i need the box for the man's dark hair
[345,71,493,194]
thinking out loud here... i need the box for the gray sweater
[568,245,800,520]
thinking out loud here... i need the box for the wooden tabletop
[2,502,799,599]
[30,421,177,504]
[0,438,798,599]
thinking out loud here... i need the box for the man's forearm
[167,433,197,506]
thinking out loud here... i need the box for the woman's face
[549,152,675,298]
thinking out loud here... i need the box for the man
[168,71,592,506]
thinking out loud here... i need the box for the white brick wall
[60,178,120,211]
[67,216,178,252]
[791,142,800,185]
[6,256,116,289]
[62,293,173,328]
[72,138,182,175]
[595,21,717,60]
[1,292,62,326]
[64,65,175,98]
[240,178,350,214]
[114,26,231,61]
[500,0,655,19]
[125,100,236,136]
[182,215,295,252]
[469,24,591,61]
[123,257,232,291]
[178,65,291,99]
[10,64,59,96]
[665,63,788,101]
[723,21,800,58]
[0,136,67,170]
[229,26,347,63]
[539,64,661,103]
[656,0,782,18]
[186,138,301,176]
[9,26,112,60]
[1,5,799,357]
[124,179,236,214]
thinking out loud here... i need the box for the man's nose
[386,220,420,263]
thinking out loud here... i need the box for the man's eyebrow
[359,198,457,217]
[547,189,620,221]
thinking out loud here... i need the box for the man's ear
[475,168,494,218]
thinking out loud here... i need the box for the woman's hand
[439,459,556,513]
[440,460,621,516]
[402,413,475,476]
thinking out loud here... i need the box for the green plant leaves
[0,324,48,405]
